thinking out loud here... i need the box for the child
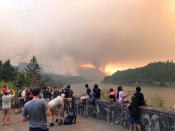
[109,88,116,102]
[127,96,141,131]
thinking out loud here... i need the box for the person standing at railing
[134,87,146,106]
[127,96,142,131]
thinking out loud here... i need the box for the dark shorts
[109,95,115,101]
[29,128,49,131]
[130,116,140,125]
[20,99,25,107]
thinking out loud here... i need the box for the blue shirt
[23,99,48,129]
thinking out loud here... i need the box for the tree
[16,72,29,88]
[25,56,45,87]
[1,59,17,82]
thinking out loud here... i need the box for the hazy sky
[0,0,175,75]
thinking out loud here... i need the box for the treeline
[0,56,46,90]
[42,73,88,88]
[103,61,175,87]
[0,56,89,90]
[0,59,18,82]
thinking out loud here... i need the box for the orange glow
[99,64,128,75]
[79,63,96,68]
[169,0,175,12]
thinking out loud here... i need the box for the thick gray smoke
[0,0,175,75]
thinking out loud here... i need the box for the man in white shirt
[2,90,15,125]
[48,95,64,127]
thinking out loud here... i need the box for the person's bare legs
[130,124,134,131]
[2,114,6,125]
[137,125,141,131]
[7,110,11,125]
[57,113,61,124]
[7,115,10,125]
[50,114,54,124]
[62,109,65,119]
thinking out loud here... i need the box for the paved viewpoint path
[0,112,127,131]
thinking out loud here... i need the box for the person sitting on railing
[93,84,101,100]
[109,88,116,102]
[118,86,129,104]
[80,84,92,104]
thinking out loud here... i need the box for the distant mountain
[17,62,89,87]
[103,61,175,87]
[42,73,89,88]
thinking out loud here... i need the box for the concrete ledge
[73,99,175,131]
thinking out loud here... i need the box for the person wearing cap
[2,85,8,94]
[1,89,15,125]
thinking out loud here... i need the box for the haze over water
[71,83,175,108]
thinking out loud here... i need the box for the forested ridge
[0,56,88,90]
[103,61,175,87]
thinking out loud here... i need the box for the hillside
[103,61,175,87]
[42,73,89,88]
[17,62,89,88]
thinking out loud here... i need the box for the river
[71,83,175,109]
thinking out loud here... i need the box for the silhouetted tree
[25,56,45,87]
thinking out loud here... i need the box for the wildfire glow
[99,64,127,75]
[169,0,175,12]
[79,64,96,68]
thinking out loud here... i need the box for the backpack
[89,92,94,98]
[64,112,76,125]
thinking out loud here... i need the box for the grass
[149,95,165,108]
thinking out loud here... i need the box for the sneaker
[50,123,54,127]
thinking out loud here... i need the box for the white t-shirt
[61,93,65,98]
[48,96,64,108]
[2,95,14,109]
[21,90,26,97]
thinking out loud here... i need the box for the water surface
[71,83,175,108]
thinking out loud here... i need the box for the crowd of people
[109,86,146,131]
[0,85,75,130]
[82,84,146,131]
[0,84,146,131]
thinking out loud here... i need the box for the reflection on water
[71,83,175,108]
